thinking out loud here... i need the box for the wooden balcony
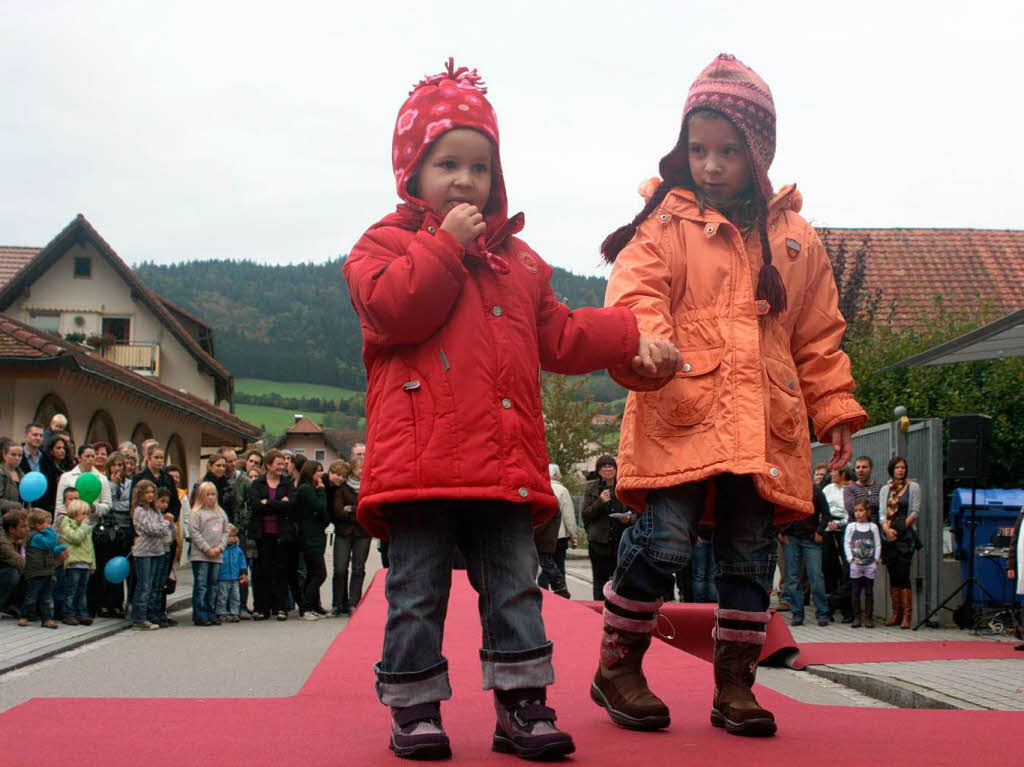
[102,341,160,376]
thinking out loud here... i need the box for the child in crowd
[131,480,172,630]
[216,524,248,622]
[19,509,67,628]
[188,481,228,626]
[343,58,677,760]
[845,500,881,628]
[58,499,95,625]
[593,53,867,738]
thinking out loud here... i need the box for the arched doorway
[165,433,188,488]
[33,392,73,442]
[85,409,118,448]
[130,422,154,451]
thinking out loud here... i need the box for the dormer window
[73,256,92,278]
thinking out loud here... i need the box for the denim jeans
[375,501,553,708]
[782,536,829,621]
[63,567,90,617]
[52,563,66,618]
[23,575,54,621]
[611,474,777,613]
[132,555,161,622]
[691,539,719,603]
[0,565,20,614]
[191,561,221,622]
[539,538,569,590]
[333,535,371,609]
[215,580,240,616]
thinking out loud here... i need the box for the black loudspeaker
[946,414,992,480]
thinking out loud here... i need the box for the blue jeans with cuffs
[375,501,553,708]
[612,474,777,613]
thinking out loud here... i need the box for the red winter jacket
[344,217,639,539]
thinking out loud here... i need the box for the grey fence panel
[812,418,943,621]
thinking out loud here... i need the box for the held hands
[440,203,485,247]
[826,423,852,470]
[209,547,222,557]
[631,335,682,379]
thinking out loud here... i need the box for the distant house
[274,415,349,466]
[0,215,258,485]
[818,228,1024,329]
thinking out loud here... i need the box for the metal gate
[812,419,943,623]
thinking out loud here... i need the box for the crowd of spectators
[0,416,370,630]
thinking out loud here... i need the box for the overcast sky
[2,1,1021,277]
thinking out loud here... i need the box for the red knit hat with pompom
[392,58,507,223]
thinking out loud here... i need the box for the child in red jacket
[344,59,678,761]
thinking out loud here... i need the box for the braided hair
[600,109,787,319]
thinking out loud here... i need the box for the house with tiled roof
[0,215,258,486]
[273,415,346,467]
[818,228,1024,329]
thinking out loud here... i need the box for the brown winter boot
[851,594,862,628]
[864,595,875,628]
[710,609,776,737]
[885,588,902,626]
[900,588,913,629]
[590,584,669,730]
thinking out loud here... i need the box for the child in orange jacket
[591,53,867,738]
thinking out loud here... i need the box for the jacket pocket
[401,371,436,458]
[764,357,805,444]
[646,344,725,431]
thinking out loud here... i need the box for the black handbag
[164,568,177,595]
[93,521,118,547]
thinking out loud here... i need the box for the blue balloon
[19,471,47,503]
[104,556,130,584]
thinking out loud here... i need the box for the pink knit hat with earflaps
[659,53,776,203]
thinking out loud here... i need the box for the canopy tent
[879,306,1024,371]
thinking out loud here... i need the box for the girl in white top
[844,500,881,628]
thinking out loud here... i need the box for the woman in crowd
[39,435,74,514]
[90,451,133,617]
[328,457,370,615]
[582,455,633,601]
[248,449,297,621]
[0,438,23,512]
[296,460,329,620]
[1006,505,1024,651]
[879,456,921,629]
[194,453,236,526]
[822,465,852,608]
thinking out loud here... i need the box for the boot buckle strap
[514,703,557,725]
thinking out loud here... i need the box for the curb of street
[0,594,194,677]
[804,665,980,710]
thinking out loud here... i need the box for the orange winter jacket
[605,182,867,524]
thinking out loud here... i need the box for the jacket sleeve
[908,481,922,521]
[603,217,678,391]
[789,232,868,440]
[843,524,854,562]
[0,471,19,512]
[59,518,91,546]
[0,536,23,573]
[92,474,112,518]
[581,483,608,525]
[535,276,639,375]
[133,507,165,537]
[344,226,469,347]
[872,523,882,560]
[559,489,577,539]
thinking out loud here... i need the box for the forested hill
[134,258,617,395]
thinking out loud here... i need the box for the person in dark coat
[581,455,633,601]
[248,449,298,621]
[327,458,371,615]
[38,435,73,515]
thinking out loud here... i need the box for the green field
[234,404,329,434]
[236,378,363,400]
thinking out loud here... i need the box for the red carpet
[2,573,1023,766]
[788,640,1023,669]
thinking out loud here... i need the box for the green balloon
[75,472,102,505]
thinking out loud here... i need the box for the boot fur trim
[716,608,770,624]
[603,607,657,634]
[603,581,663,613]
[712,627,766,645]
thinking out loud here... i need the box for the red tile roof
[287,416,324,434]
[0,313,259,441]
[818,228,1024,329]
[0,246,40,291]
